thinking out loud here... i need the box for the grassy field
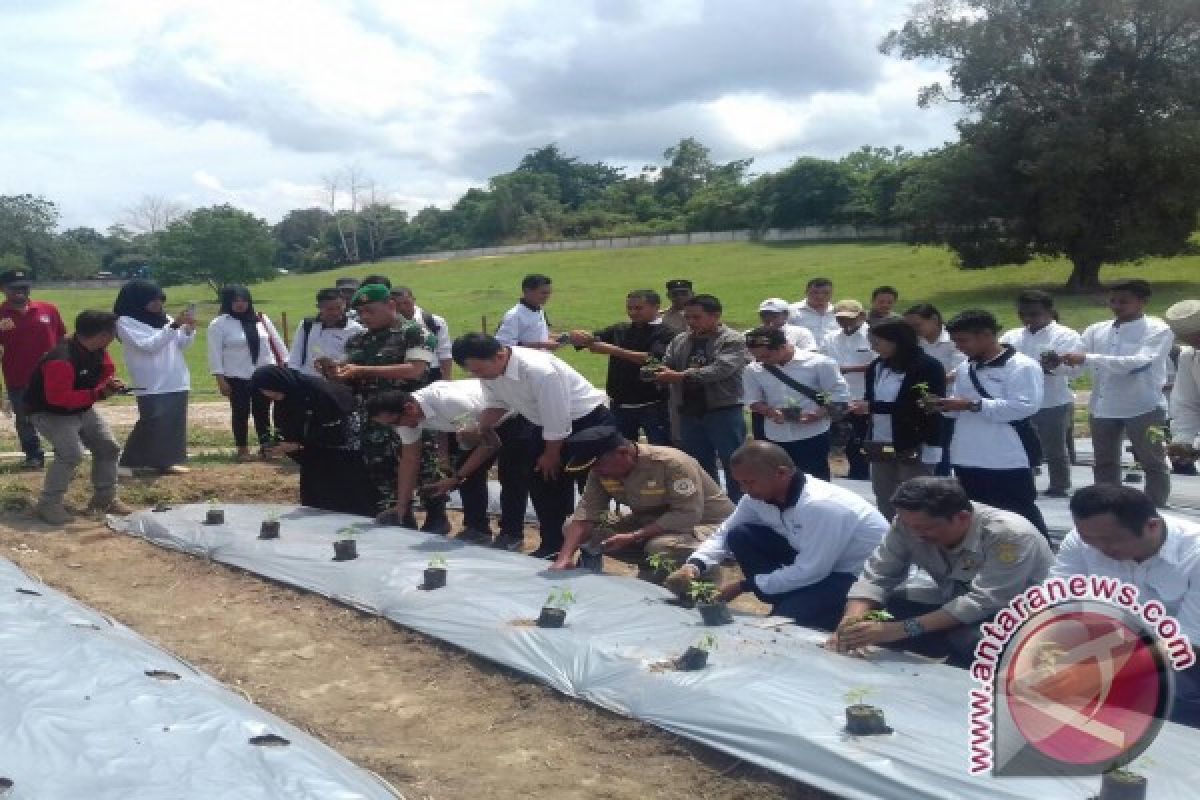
[24,241,1200,395]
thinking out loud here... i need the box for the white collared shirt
[481,346,608,440]
[1052,515,1200,643]
[395,379,487,445]
[920,327,968,379]
[742,350,849,441]
[948,349,1044,469]
[207,314,288,380]
[1171,347,1200,449]
[690,475,888,596]
[288,318,364,376]
[495,302,549,346]
[820,325,875,399]
[788,300,840,343]
[116,316,195,395]
[1080,315,1174,418]
[999,322,1083,408]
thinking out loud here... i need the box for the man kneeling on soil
[663,441,888,630]
[551,426,734,573]
[25,310,132,524]
[828,476,1051,666]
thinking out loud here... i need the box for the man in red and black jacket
[24,310,132,525]
[0,269,66,469]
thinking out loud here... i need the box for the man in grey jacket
[656,294,750,501]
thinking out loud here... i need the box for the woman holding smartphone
[208,285,288,461]
[113,279,196,475]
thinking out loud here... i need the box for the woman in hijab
[250,365,377,516]
[113,279,196,475]
[208,285,288,461]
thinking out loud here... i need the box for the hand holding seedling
[829,610,901,653]
[568,330,594,347]
[652,367,687,385]
[663,564,700,598]
[715,582,744,603]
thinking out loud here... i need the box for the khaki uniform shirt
[571,444,733,533]
[847,503,1052,624]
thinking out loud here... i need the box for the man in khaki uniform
[550,426,734,573]
[828,476,1051,667]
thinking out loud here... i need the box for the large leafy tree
[0,194,59,278]
[157,204,276,292]
[885,0,1200,289]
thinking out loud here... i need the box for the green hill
[26,241,1200,396]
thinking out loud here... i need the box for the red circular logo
[1002,607,1166,770]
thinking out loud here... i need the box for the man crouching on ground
[551,425,734,574]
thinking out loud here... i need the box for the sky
[0,0,961,230]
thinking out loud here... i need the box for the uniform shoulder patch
[672,478,697,496]
[993,542,1019,565]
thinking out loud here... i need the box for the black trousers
[844,415,871,481]
[504,405,614,552]
[226,376,273,448]
[954,465,1048,537]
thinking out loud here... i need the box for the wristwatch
[902,617,925,639]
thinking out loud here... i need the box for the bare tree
[321,171,353,262]
[121,194,188,234]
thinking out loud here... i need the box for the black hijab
[219,285,261,363]
[251,365,355,421]
[113,280,168,329]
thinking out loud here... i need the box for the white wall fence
[383,225,906,263]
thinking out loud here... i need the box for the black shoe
[493,532,524,552]
[529,544,561,560]
[456,527,494,545]
[420,516,451,535]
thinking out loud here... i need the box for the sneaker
[90,498,134,515]
[456,527,494,545]
[35,503,71,525]
[493,532,524,552]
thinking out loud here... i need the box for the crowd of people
[3,265,1200,725]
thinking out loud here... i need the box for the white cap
[758,298,790,314]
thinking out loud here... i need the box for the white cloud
[0,0,959,229]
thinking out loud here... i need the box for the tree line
[2,1,1197,291]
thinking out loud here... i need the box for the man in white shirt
[1052,484,1200,728]
[453,333,612,557]
[743,326,849,482]
[494,274,560,350]
[1000,290,1084,498]
[821,299,876,480]
[391,286,452,380]
[663,441,887,631]
[1166,300,1200,472]
[1060,280,1174,507]
[367,382,527,545]
[789,277,839,343]
[288,288,364,377]
[938,310,1048,536]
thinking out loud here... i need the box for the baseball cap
[0,269,32,288]
[665,279,693,292]
[758,298,790,314]
[834,299,865,318]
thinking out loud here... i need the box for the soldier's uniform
[847,503,1053,659]
[571,442,734,564]
[343,295,437,513]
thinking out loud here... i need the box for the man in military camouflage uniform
[550,426,734,575]
[829,476,1052,666]
[326,284,439,524]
